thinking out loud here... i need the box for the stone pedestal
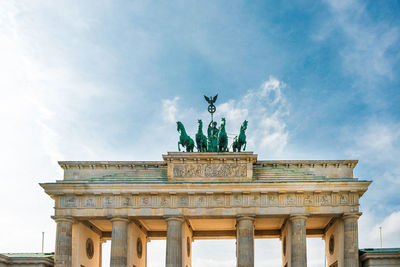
[110,217,129,267]
[289,215,307,267]
[54,217,74,267]
[236,216,255,267]
[165,217,184,267]
[343,213,360,267]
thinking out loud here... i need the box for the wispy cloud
[344,120,400,163]
[318,0,399,95]
[162,96,180,124]
[218,76,289,155]
[0,1,118,252]
[360,210,400,248]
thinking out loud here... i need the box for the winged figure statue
[204,94,218,105]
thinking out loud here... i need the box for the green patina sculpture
[195,119,207,152]
[232,120,248,152]
[207,120,219,152]
[176,119,248,152]
[217,117,228,152]
[175,95,248,152]
[177,121,194,152]
[204,94,218,121]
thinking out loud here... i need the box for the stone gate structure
[41,152,371,267]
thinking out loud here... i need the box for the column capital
[109,216,129,223]
[289,214,309,221]
[164,216,185,223]
[343,212,362,220]
[51,216,75,224]
[236,215,255,222]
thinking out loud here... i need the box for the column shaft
[110,217,129,267]
[166,217,184,267]
[290,215,307,267]
[343,213,360,267]
[54,218,73,267]
[236,216,255,267]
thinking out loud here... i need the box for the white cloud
[319,0,399,87]
[218,76,289,154]
[379,211,400,246]
[162,96,180,124]
[359,210,400,248]
[344,120,400,164]
[0,1,121,254]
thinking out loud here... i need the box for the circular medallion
[208,105,216,114]
[283,236,286,256]
[187,237,191,257]
[329,234,335,255]
[137,237,143,259]
[86,238,94,259]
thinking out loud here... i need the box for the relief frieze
[65,197,78,208]
[160,195,170,207]
[84,197,96,208]
[103,196,114,207]
[339,193,349,204]
[249,194,260,206]
[172,163,247,178]
[213,195,225,206]
[121,197,132,207]
[232,194,243,206]
[286,194,296,206]
[304,193,313,206]
[268,193,278,206]
[320,194,331,206]
[194,195,206,207]
[140,196,151,207]
[177,195,189,207]
[57,191,359,210]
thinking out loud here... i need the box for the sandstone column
[53,216,74,267]
[165,217,184,267]
[110,217,129,267]
[289,215,307,267]
[236,216,255,267]
[343,213,361,267]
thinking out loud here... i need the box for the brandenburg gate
[41,152,370,267]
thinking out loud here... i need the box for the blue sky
[0,0,399,266]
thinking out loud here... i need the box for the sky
[0,0,399,266]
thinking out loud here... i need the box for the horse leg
[178,142,181,152]
[243,141,247,151]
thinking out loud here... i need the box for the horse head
[242,120,248,131]
[220,118,226,130]
[176,121,183,133]
[198,119,203,129]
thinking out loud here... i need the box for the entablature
[57,153,360,182]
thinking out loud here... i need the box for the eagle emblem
[204,94,218,105]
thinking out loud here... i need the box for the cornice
[255,160,358,169]
[40,180,371,196]
[57,159,358,170]
[58,161,166,170]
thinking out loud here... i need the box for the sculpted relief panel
[172,163,247,178]
[57,191,357,211]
